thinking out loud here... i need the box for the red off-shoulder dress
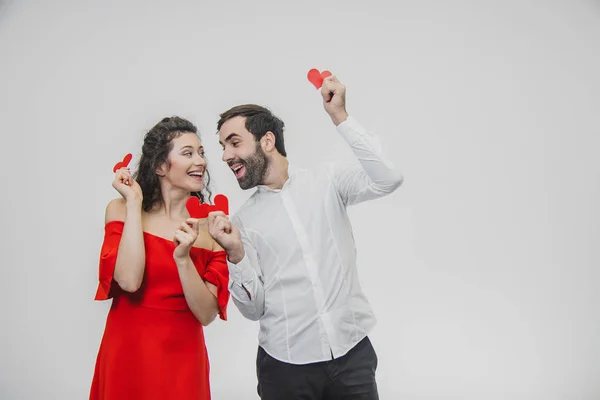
[90,221,229,400]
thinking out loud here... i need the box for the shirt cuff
[227,253,250,284]
[336,115,385,155]
[336,115,368,144]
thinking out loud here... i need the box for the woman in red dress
[90,116,229,400]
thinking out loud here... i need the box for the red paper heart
[185,196,205,218]
[113,153,132,173]
[307,68,332,89]
[213,194,229,215]
[186,194,229,219]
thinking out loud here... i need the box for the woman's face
[159,132,207,193]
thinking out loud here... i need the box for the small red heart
[185,194,230,219]
[186,196,210,219]
[113,153,132,173]
[213,194,229,215]
[307,68,332,89]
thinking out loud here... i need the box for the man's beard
[236,143,270,190]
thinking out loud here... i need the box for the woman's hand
[173,218,200,262]
[112,168,143,203]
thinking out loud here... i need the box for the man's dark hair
[217,104,286,157]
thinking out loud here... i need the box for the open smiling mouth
[231,164,245,179]
[188,170,204,180]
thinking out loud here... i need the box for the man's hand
[321,75,349,126]
[207,211,245,263]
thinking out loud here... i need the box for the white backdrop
[1,1,599,399]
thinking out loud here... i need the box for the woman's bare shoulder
[196,221,224,252]
[105,198,127,224]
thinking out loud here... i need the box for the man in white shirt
[208,75,403,399]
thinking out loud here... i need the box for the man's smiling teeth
[231,165,243,172]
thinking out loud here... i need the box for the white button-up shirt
[227,116,403,364]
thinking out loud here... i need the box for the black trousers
[256,336,379,400]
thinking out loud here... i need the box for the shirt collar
[256,162,296,193]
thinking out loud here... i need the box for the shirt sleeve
[227,215,265,321]
[330,115,403,206]
[94,221,124,300]
[201,250,230,321]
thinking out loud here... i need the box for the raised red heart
[307,68,332,89]
[186,194,230,219]
[113,153,132,173]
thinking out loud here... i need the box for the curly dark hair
[133,116,212,212]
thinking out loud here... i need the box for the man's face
[219,116,269,190]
